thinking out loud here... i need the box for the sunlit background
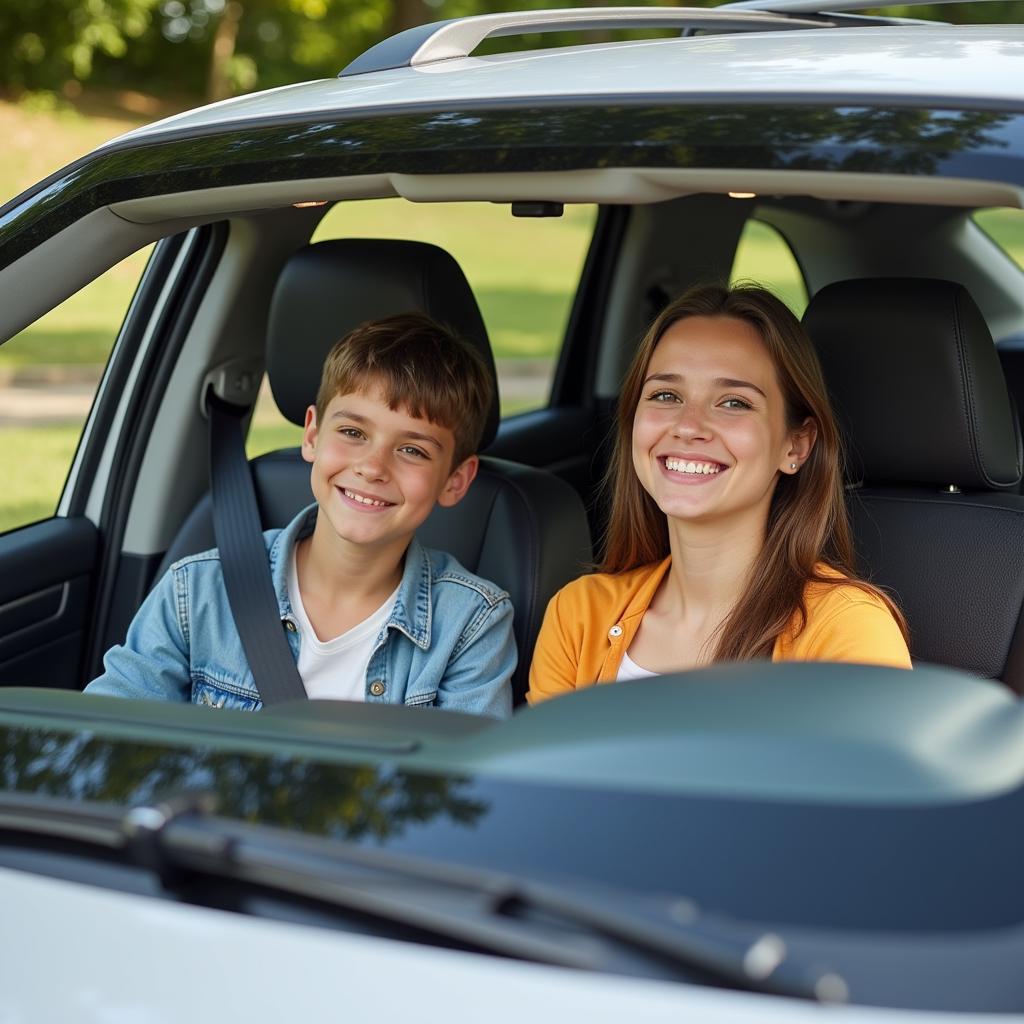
[1,0,1023,533]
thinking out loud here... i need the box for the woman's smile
[632,314,795,526]
[657,454,728,483]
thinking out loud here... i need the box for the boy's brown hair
[316,313,493,468]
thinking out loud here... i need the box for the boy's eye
[399,445,429,459]
[338,426,365,439]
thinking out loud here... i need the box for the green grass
[0,426,79,534]
[0,248,152,368]
[313,200,597,361]
[730,219,808,316]
[247,421,304,457]
[974,208,1024,269]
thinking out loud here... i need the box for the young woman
[527,282,910,704]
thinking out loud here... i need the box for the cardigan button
[369,680,386,697]
[608,625,624,638]
[283,618,298,633]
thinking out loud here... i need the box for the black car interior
[803,277,1024,691]
[6,188,1024,704]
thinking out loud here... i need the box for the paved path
[0,360,553,426]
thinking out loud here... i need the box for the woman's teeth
[664,458,722,475]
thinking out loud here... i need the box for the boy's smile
[338,486,396,510]
[301,385,477,557]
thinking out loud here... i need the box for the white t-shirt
[616,649,659,682]
[286,550,399,701]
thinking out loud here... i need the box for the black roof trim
[1,100,1022,271]
[5,86,1024,225]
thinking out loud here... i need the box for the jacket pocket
[191,675,262,711]
[404,690,437,708]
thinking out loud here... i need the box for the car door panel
[0,516,98,689]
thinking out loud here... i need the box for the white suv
[1,4,1024,1019]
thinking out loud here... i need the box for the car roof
[103,23,1024,151]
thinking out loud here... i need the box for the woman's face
[631,314,812,531]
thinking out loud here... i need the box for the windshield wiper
[0,791,846,1002]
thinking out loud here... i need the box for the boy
[86,313,515,717]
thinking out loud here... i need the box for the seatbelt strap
[207,391,307,705]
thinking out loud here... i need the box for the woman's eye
[648,390,681,403]
[721,397,753,410]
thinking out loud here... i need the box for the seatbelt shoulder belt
[207,390,307,705]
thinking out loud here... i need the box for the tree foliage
[0,0,160,92]
[2,0,1023,103]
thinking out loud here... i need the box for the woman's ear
[781,417,818,474]
[437,455,479,508]
[301,405,318,465]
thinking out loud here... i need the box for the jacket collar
[622,555,672,625]
[269,503,432,650]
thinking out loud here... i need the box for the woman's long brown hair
[601,281,907,661]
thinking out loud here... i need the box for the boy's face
[301,385,477,554]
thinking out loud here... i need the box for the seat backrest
[997,334,1024,488]
[803,277,1024,689]
[165,238,591,703]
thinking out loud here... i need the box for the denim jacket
[86,504,515,717]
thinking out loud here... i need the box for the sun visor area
[108,169,1024,225]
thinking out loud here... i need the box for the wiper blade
[0,791,124,847]
[0,791,846,1001]
[125,795,847,1001]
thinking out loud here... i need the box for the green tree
[5,0,1024,102]
[143,0,395,100]
[0,0,160,93]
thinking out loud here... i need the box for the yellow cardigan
[527,558,911,705]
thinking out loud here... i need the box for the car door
[0,228,219,690]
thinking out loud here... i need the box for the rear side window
[246,199,597,458]
[730,218,808,316]
[973,208,1024,269]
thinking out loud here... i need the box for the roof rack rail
[339,6,832,78]
[722,0,960,13]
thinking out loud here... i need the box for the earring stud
[790,462,797,470]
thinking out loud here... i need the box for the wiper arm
[0,790,598,970]
[123,795,848,1002]
[0,791,125,846]
[489,882,849,1004]
[0,791,847,1002]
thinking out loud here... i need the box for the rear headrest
[266,239,499,448]
[802,278,1020,490]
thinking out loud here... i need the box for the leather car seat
[161,239,592,704]
[997,333,1024,486]
[803,277,1024,690]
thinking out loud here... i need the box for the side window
[730,218,808,316]
[0,248,153,534]
[973,208,1024,270]
[245,199,597,459]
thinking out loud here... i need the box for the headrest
[266,239,499,448]
[802,278,1020,490]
